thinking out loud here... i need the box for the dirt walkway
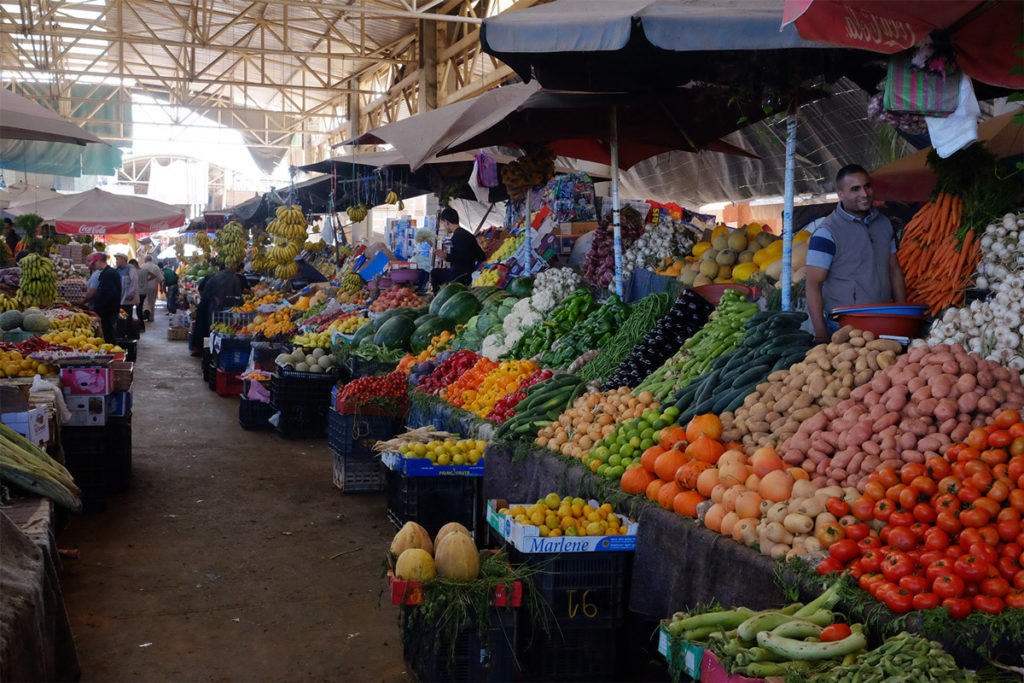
[58,312,410,682]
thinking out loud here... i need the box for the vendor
[805,165,907,342]
[430,207,485,293]
[292,256,328,285]
[411,228,434,293]
[83,252,122,343]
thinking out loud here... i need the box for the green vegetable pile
[332,341,406,366]
[812,632,971,683]
[510,289,598,359]
[633,289,759,403]
[575,292,674,383]
[538,294,630,369]
[0,424,81,511]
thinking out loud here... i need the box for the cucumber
[710,386,745,414]
[724,384,757,412]
[768,332,814,348]
[765,311,808,327]
[711,350,738,371]
[772,350,810,372]
[730,364,772,389]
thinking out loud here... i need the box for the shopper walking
[139,255,163,321]
[116,253,143,334]
[161,261,180,314]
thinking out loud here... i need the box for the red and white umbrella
[782,0,1024,89]
[6,188,186,236]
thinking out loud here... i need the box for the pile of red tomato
[415,350,480,395]
[819,408,1024,617]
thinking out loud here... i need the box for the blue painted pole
[611,107,623,297]
[781,113,797,312]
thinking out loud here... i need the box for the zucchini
[756,626,867,661]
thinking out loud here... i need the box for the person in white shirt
[139,255,163,322]
[115,253,143,333]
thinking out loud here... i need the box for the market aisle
[58,314,410,682]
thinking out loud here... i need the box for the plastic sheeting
[615,79,916,206]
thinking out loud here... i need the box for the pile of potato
[754,483,860,561]
[721,326,902,451]
[781,343,1024,491]
[535,388,659,460]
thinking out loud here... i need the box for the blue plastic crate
[382,451,484,477]
[217,350,251,372]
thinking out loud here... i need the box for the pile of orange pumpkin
[620,413,810,523]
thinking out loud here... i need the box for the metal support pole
[525,187,533,274]
[781,113,797,312]
[611,107,623,297]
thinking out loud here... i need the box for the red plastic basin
[836,313,925,338]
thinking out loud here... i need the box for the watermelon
[410,317,457,352]
[372,307,417,330]
[351,321,375,345]
[507,277,533,298]
[373,316,416,349]
[469,286,500,302]
[413,313,440,327]
[438,291,482,324]
[429,282,467,315]
[483,290,512,306]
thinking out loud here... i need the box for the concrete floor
[57,312,411,682]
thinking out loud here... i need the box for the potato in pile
[720,326,902,451]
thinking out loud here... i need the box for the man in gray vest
[805,164,907,342]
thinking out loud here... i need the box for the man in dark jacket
[84,253,122,343]
[430,207,485,292]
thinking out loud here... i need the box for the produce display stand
[327,407,402,492]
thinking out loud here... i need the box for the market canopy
[6,188,186,236]
[870,108,1024,203]
[0,88,103,146]
[479,0,883,92]
[782,0,1024,89]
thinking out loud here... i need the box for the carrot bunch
[897,193,980,315]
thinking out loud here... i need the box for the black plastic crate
[401,604,516,683]
[508,547,629,628]
[386,469,482,541]
[269,370,339,411]
[105,415,132,493]
[345,355,397,378]
[327,409,402,458]
[250,342,288,372]
[275,408,328,440]
[517,619,619,682]
[331,449,385,493]
[118,339,138,363]
[202,348,212,381]
[62,426,108,512]
[217,336,253,355]
[238,398,275,431]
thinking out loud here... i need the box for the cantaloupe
[715,249,737,266]
[727,232,748,251]
[434,522,471,549]
[711,233,730,251]
[395,548,436,581]
[699,260,719,278]
[391,521,434,557]
[434,531,480,580]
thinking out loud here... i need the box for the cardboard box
[0,385,30,413]
[2,406,49,446]
[107,391,132,417]
[167,326,189,341]
[65,395,106,427]
[486,501,638,553]
[560,221,598,236]
[61,367,113,395]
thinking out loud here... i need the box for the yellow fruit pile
[41,330,123,353]
[486,233,524,264]
[472,268,503,287]
[232,291,284,313]
[497,493,629,538]
[242,309,296,338]
[0,350,56,377]
[332,316,368,334]
[48,312,93,331]
[398,439,487,466]
[679,224,811,287]
[338,272,364,295]
[291,330,331,349]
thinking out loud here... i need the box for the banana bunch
[274,262,299,280]
[0,293,23,312]
[174,240,186,260]
[215,221,247,269]
[268,238,301,264]
[338,271,364,295]
[17,253,57,308]
[304,241,328,253]
[49,312,92,331]
[385,190,398,204]
[272,205,308,242]
[346,204,368,222]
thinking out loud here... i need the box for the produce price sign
[380,451,484,477]
[486,502,638,553]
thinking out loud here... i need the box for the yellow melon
[391,521,434,557]
[395,548,436,581]
[434,531,480,580]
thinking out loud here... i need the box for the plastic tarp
[0,88,102,145]
[783,0,1024,89]
[612,79,918,207]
